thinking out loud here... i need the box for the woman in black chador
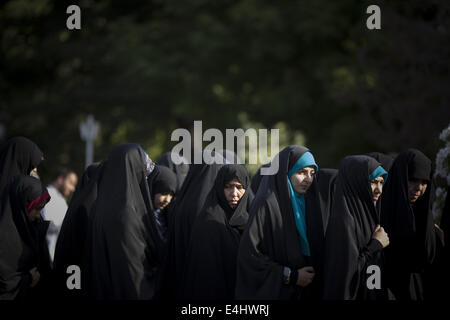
[159,150,228,299]
[381,149,441,300]
[0,175,51,299]
[0,136,43,196]
[147,165,177,240]
[235,146,327,300]
[182,164,254,299]
[53,162,105,299]
[323,155,389,300]
[88,144,164,299]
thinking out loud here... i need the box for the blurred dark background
[1,0,449,182]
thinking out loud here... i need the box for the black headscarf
[148,165,177,201]
[52,162,105,299]
[0,175,51,299]
[235,146,326,300]
[88,144,164,299]
[380,149,436,300]
[157,152,190,192]
[366,152,395,172]
[323,156,387,300]
[181,164,254,299]
[0,137,43,196]
[158,150,228,299]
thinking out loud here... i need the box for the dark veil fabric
[315,168,338,234]
[148,165,177,201]
[323,156,387,300]
[147,165,177,240]
[157,152,190,192]
[0,137,43,196]
[181,164,254,299]
[53,162,105,300]
[0,175,51,300]
[366,152,395,172]
[158,150,227,299]
[88,144,164,300]
[380,149,437,300]
[235,146,326,300]
[250,163,270,195]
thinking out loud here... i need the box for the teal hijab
[287,151,318,257]
[369,165,388,182]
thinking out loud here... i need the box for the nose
[374,187,381,195]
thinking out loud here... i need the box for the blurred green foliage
[1,0,449,182]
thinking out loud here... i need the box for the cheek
[291,175,303,186]
[421,185,427,194]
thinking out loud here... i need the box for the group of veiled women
[1,136,449,300]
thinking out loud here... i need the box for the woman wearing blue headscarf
[235,146,327,300]
[323,155,389,300]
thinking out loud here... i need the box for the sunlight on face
[370,176,384,203]
[290,166,315,194]
[224,178,246,209]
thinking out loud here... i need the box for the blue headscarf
[369,165,388,207]
[369,165,388,182]
[287,151,318,257]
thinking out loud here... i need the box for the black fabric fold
[181,164,254,299]
[88,144,164,299]
[158,150,226,299]
[53,162,105,300]
[380,148,436,300]
[0,175,51,300]
[323,155,387,300]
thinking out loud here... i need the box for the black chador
[53,162,105,299]
[88,144,164,299]
[235,146,326,300]
[380,149,440,300]
[158,150,227,299]
[0,175,51,299]
[147,165,177,240]
[182,164,254,299]
[323,156,388,300]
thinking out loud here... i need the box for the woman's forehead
[226,177,242,185]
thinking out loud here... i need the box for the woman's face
[153,192,173,210]
[290,166,315,194]
[370,176,384,203]
[223,178,246,209]
[408,179,428,203]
